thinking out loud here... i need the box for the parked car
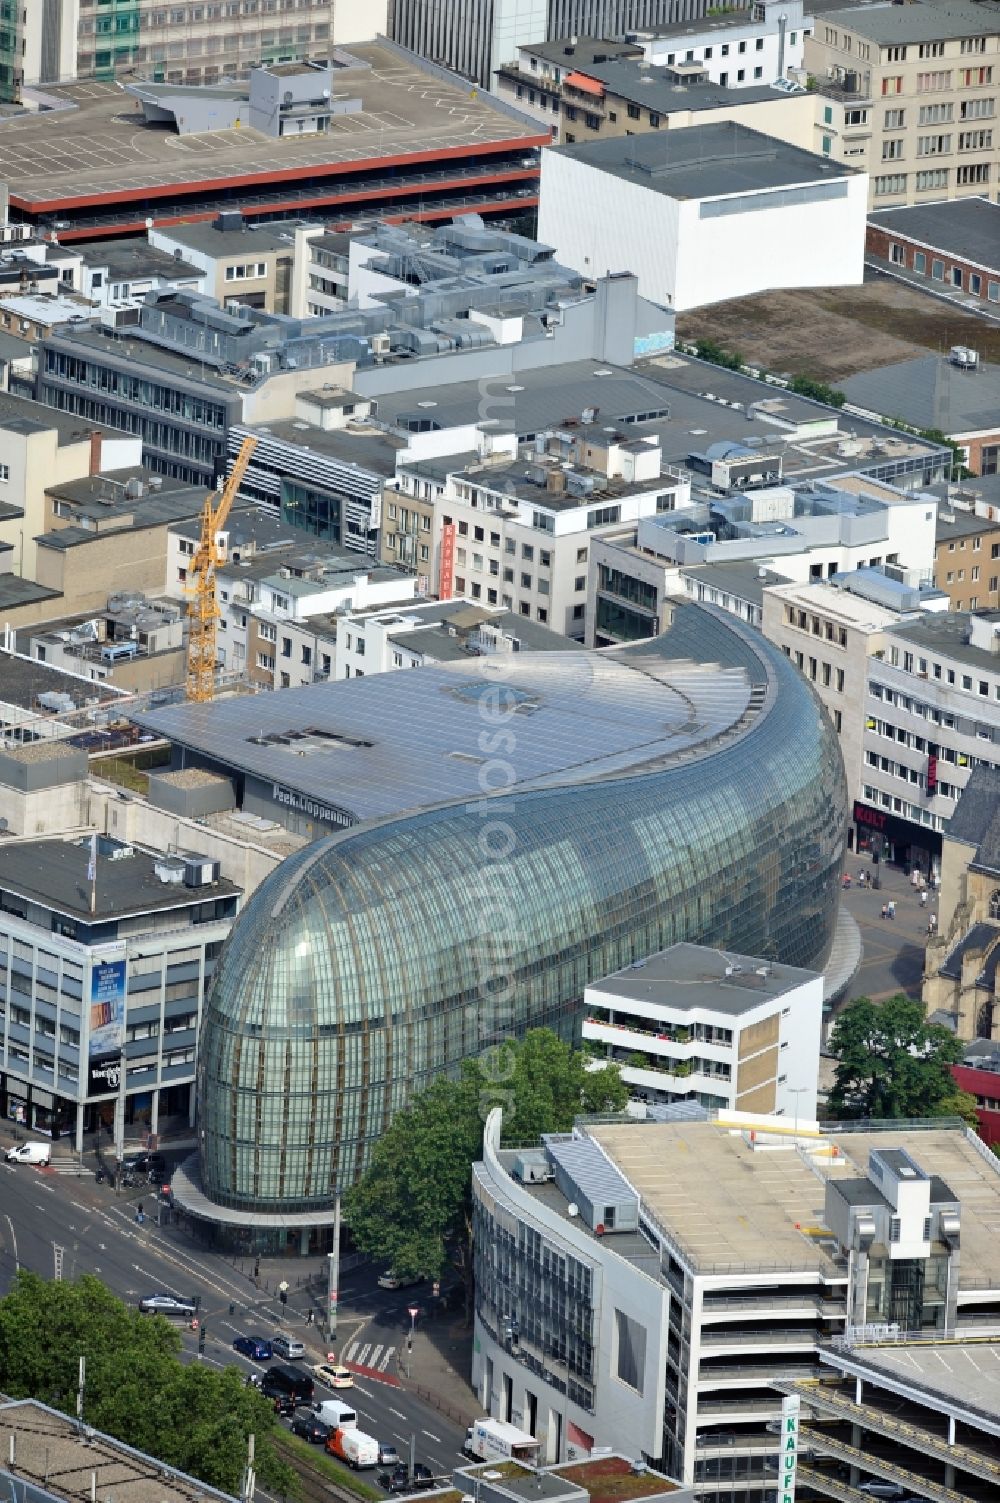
[377,1443,400,1468]
[312,1363,354,1389]
[377,1271,422,1290]
[378,1467,412,1493]
[858,1486,907,1501]
[292,1413,330,1445]
[272,1335,305,1360]
[233,1336,273,1361]
[138,1293,196,1317]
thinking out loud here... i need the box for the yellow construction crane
[185,435,257,703]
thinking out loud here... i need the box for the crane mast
[185,435,257,703]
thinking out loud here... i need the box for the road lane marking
[422,1431,441,1443]
[345,1341,359,1361]
[389,1408,407,1420]
[3,1215,18,1270]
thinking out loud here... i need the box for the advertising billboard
[88,945,127,1097]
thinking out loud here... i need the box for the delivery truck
[325,1426,380,1469]
[462,1419,541,1464]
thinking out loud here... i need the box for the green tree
[0,1271,296,1496]
[345,1029,628,1306]
[826,994,966,1121]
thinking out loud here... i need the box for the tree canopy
[0,1271,296,1496]
[344,1029,628,1286]
[826,994,973,1122]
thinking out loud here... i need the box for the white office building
[538,122,866,310]
[582,943,822,1119]
[636,0,808,85]
[472,1114,1000,1492]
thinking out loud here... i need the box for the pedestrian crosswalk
[47,1161,85,1175]
[344,1339,396,1372]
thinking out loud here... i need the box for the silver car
[138,1293,196,1317]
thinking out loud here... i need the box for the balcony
[700,1327,825,1353]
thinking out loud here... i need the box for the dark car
[261,1364,314,1405]
[271,1393,297,1417]
[292,1414,330,1445]
[378,1468,411,1493]
[124,1152,168,1181]
[411,1465,435,1491]
[138,1293,196,1317]
[233,1335,273,1361]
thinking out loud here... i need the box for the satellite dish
[567,1202,579,1217]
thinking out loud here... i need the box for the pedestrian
[307,1308,315,1326]
[921,890,928,907]
[136,1202,144,1225]
[888,900,896,920]
[881,904,888,920]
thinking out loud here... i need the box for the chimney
[89,430,102,476]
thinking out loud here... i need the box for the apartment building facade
[857,609,1000,877]
[581,942,823,1118]
[761,576,904,816]
[397,428,691,640]
[805,0,1000,207]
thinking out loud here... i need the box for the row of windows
[885,97,996,126]
[881,66,993,94]
[875,162,991,193]
[864,747,960,800]
[862,783,945,831]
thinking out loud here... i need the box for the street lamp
[327,1187,341,1343]
[787,1085,810,1141]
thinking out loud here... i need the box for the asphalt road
[0,1159,469,1486]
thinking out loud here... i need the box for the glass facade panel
[198,607,846,1212]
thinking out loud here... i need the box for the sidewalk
[398,1316,479,1427]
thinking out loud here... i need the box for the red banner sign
[439,521,456,601]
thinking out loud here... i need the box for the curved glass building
[197,604,846,1218]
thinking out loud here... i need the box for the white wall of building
[639,0,808,85]
[490,0,548,73]
[538,147,866,311]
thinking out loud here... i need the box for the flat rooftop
[822,0,1000,45]
[886,611,998,673]
[0,651,124,713]
[0,836,240,919]
[515,36,644,67]
[77,236,201,281]
[840,354,1000,435]
[678,559,793,607]
[585,1121,1000,1280]
[0,43,544,214]
[0,1399,239,1503]
[131,617,757,824]
[567,58,809,115]
[155,217,319,258]
[868,196,1000,276]
[763,579,904,631]
[548,121,857,202]
[589,941,818,1016]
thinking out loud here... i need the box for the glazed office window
[197,607,847,1212]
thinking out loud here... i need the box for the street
[0,1156,470,1487]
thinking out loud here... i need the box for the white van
[5,1142,50,1166]
[316,1399,357,1430]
